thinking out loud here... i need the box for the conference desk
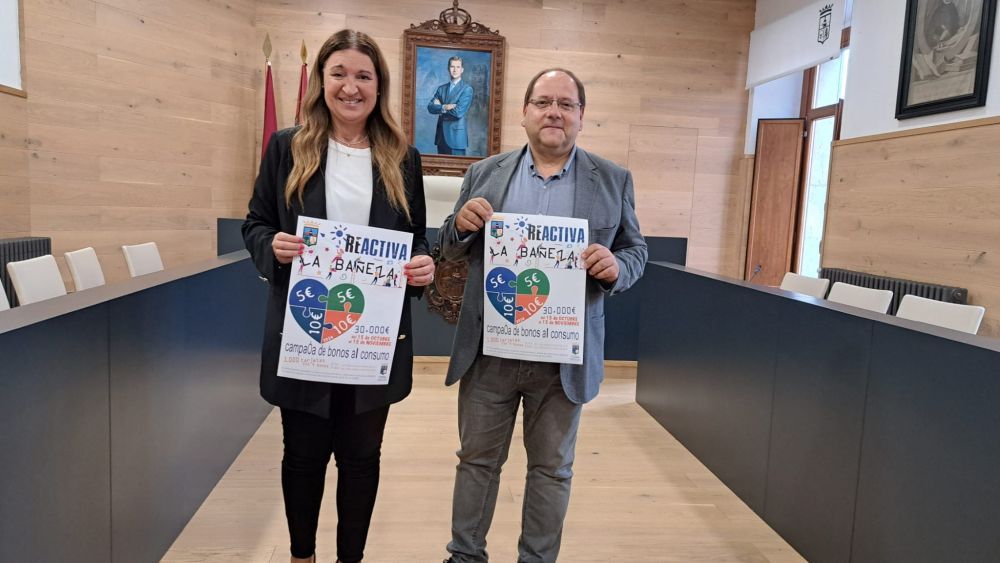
[636,262,1000,563]
[0,251,271,562]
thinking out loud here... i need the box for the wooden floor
[163,360,803,562]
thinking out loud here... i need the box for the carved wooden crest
[410,0,501,36]
[425,241,469,324]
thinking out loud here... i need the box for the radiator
[820,267,967,316]
[0,237,52,307]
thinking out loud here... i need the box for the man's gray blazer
[438,145,648,404]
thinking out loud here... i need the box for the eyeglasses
[527,98,583,112]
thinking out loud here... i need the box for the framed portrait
[401,5,505,176]
[896,0,998,119]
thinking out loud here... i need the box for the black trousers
[280,388,390,562]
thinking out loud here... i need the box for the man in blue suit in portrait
[427,56,474,155]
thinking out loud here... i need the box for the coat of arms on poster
[401,1,506,176]
[896,0,998,119]
[818,4,833,43]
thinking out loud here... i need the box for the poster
[277,216,412,385]
[482,213,588,364]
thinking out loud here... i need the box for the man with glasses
[428,56,474,155]
[439,68,648,563]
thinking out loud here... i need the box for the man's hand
[455,197,493,234]
[582,243,619,284]
[272,232,304,265]
[443,103,457,111]
[433,98,441,105]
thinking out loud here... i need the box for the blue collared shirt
[501,146,578,217]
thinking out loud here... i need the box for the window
[796,47,850,276]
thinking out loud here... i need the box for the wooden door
[745,119,805,285]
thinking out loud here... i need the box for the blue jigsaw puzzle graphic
[485,267,519,324]
[289,279,333,342]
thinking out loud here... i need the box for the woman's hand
[272,232,304,265]
[404,254,435,287]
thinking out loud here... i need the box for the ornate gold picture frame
[401,2,506,176]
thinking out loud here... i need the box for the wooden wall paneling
[22,0,259,283]
[26,0,97,26]
[254,0,754,277]
[0,100,30,238]
[0,55,30,237]
[25,100,100,130]
[627,125,697,239]
[0,174,31,239]
[11,0,754,284]
[27,72,214,122]
[688,135,747,277]
[0,100,28,145]
[834,153,1000,191]
[31,180,210,209]
[825,120,1000,338]
[736,154,755,278]
[27,150,100,182]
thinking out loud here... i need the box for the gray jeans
[446,355,583,563]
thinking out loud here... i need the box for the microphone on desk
[748,263,762,283]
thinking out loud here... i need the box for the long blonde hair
[285,29,411,222]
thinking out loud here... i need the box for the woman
[242,29,434,563]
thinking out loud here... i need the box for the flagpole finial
[263,33,273,61]
[300,40,308,65]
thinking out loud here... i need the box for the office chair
[121,242,164,277]
[6,255,68,305]
[826,282,893,314]
[64,247,106,291]
[896,294,985,335]
[779,272,830,299]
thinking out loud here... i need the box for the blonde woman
[243,29,434,563]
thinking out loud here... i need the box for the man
[428,56,474,155]
[438,68,648,563]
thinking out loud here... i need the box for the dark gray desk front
[0,251,272,563]
[636,262,1000,563]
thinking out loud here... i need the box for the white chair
[64,247,106,291]
[121,242,164,277]
[0,287,9,311]
[6,255,68,305]
[826,282,894,314]
[423,175,464,227]
[779,272,830,299]
[896,294,985,335]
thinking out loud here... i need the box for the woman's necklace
[332,133,370,153]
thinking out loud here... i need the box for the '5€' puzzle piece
[288,279,334,343]
[318,283,366,342]
[485,267,517,324]
[515,268,549,324]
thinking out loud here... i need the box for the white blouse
[324,140,373,224]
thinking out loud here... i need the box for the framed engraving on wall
[401,1,506,176]
[896,0,998,119]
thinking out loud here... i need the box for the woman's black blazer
[242,127,428,417]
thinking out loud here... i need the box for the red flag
[261,61,277,160]
[295,62,308,125]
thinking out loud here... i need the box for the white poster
[277,216,412,385]
[482,213,588,364]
